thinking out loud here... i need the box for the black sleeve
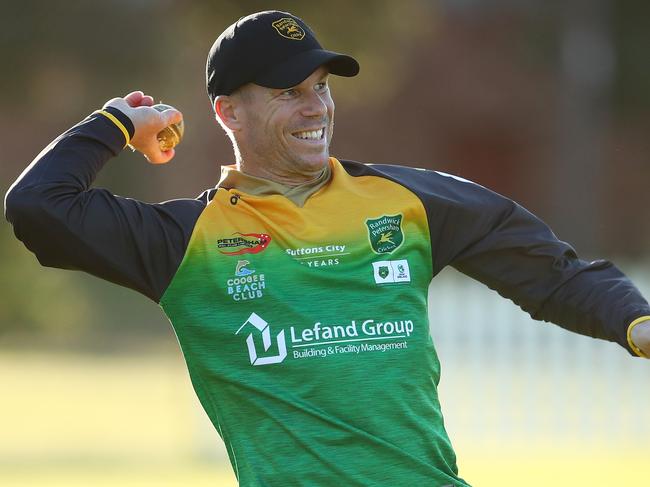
[4,109,208,302]
[341,161,650,356]
[433,172,650,356]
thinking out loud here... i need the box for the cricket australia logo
[271,18,305,40]
[365,214,404,254]
[236,313,287,366]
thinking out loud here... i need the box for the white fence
[430,265,650,448]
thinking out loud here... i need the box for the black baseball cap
[206,10,359,103]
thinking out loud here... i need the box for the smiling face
[224,66,334,184]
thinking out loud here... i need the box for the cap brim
[253,49,359,89]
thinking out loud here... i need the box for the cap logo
[271,18,305,40]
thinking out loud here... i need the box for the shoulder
[337,159,513,213]
[145,187,219,239]
[153,187,217,214]
[339,158,479,189]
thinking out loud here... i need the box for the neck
[237,159,327,187]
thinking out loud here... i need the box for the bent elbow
[4,185,43,227]
[5,185,29,224]
[4,184,63,257]
[4,185,75,270]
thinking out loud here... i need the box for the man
[5,10,650,487]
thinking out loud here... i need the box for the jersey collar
[216,159,332,207]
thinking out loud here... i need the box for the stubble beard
[285,117,334,178]
[237,117,334,183]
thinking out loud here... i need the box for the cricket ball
[152,103,184,151]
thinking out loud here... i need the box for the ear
[214,95,242,131]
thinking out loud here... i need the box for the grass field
[2,352,647,486]
[0,465,236,487]
[2,451,646,486]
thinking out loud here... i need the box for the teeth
[294,128,324,140]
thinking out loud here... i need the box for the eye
[315,81,328,91]
[280,88,297,97]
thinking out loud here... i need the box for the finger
[124,91,144,107]
[147,147,176,165]
[160,148,176,163]
[141,95,155,106]
[162,109,183,125]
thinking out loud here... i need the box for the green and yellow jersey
[6,109,650,486]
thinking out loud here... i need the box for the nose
[300,90,328,118]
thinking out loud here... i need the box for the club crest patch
[271,18,305,40]
[365,214,404,254]
[378,265,390,279]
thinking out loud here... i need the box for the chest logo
[365,214,404,254]
[217,232,271,256]
[236,313,287,366]
[227,261,265,302]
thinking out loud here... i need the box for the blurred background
[1,0,649,485]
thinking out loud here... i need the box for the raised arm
[4,91,206,302]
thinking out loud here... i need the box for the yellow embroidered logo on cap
[272,18,305,40]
